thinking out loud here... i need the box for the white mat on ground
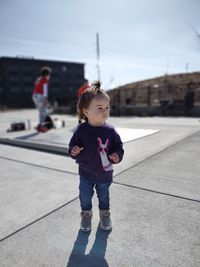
[116,128,159,143]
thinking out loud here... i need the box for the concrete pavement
[0,109,200,267]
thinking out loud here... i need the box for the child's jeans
[79,176,111,211]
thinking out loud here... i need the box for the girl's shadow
[66,226,111,267]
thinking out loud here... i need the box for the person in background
[32,66,52,132]
[77,79,90,98]
[69,80,124,232]
[184,82,194,115]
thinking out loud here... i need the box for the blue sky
[0,0,200,89]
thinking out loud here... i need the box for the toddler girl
[69,80,124,231]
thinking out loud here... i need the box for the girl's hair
[77,80,110,123]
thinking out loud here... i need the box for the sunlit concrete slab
[108,116,200,127]
[0,183,199,267]
[1,111,200,161]
[14,127,159,144]
[0,111,200,266]
[0,157,79,241]
[0,126,159,156]
[0,144,78,174]
[1,124,200,178]
[115,131,200,201]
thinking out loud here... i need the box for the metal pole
[185,62,189,73]
[96,32,101,81]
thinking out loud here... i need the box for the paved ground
[0,109,200,267]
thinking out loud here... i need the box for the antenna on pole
[96,32,101,81]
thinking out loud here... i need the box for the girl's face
[83,96,110,126]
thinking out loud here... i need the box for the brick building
[0,56,85,111]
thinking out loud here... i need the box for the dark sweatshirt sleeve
[68,129,80,159]
[110,128,124,163]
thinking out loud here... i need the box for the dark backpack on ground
[42,115,54,129]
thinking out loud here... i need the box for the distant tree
[190,25,200,46]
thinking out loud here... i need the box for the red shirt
[77,83,90,97]
[33,76,49,96]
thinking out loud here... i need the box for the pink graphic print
[97,137,113,171]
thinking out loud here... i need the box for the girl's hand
[109,152,119,163]
[71,146,83,157]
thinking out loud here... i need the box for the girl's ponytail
[91,80,101,92]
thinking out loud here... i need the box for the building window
[8,65,19,71]
[52,87,59,93]
[24,87,33,92]
[11,86,20,93]
[10,76,19,82]
[23,76,33,82]
[51,77,59,83]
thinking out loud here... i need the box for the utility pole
[185,62,189,73]
[96,32,101,81]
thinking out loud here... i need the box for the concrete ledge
[0,138,68,156]
[0,127,159,156]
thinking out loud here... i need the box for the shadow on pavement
[15,132,39,140]
[66,227,111,267]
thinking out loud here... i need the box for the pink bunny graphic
[97,137,113,171]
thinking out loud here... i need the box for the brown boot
[99,210,112,231]
[80,210,92,232]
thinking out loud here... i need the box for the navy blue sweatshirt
[69,122,124,183]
